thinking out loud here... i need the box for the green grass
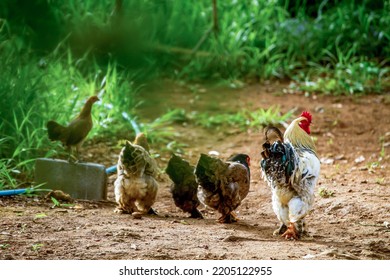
[0,244,10,250]
[50,197,75,209]
[318,187,335,198]
[290,56,390,95]
[31,243,44,252]
[0,159,17,189]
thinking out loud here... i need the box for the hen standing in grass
[114,133,159,215]
[195,153,250,223]
[166,154,203,219]
[46,95,99,161]
[260,111,320,239]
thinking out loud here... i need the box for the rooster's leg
[297,220,306,235]
[281,222,299,240]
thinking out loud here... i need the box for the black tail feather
[166,154,194,184]
[265,126,284,142]
[46,121,66,141]
[194,154,223,193]
[261,126,296,184]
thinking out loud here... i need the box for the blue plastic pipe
[0,188,30,196]
[105,165,117,174]
[130,119,141,135]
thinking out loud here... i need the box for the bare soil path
[1,81,389,260]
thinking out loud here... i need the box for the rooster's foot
[281,223,300,240]
[273,224,288,236]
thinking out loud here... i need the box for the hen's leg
[67,147,77,163]
[190,208,204,219]
[115,198,137,214]
[217,214,226,223]
[137,176,158,215]
[218,213,237,223]
[114,206,135,214]
[75,146,81,163]
[114,207,125,214]
[147,208,158,215]
[230,211,239,221]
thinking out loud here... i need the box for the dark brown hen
[166,154,203,219]
[195,153,250,223]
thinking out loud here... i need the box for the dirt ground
[1,80,389,260]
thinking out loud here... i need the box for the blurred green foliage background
[1,0,389,188]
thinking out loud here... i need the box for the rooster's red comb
[300,111,312,123]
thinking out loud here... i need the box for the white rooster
[260,111,320,239]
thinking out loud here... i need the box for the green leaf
[34,213,47,219]
[50,197,60,207]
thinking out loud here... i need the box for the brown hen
[114,133,159,216]
[166,154,203,219]
[46,95,99,161]
[195,153,250,223]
